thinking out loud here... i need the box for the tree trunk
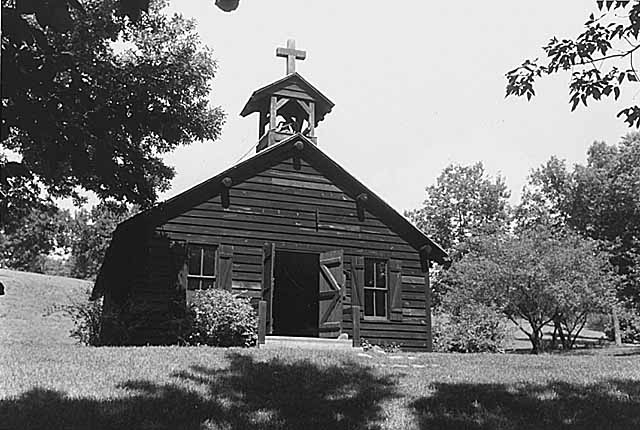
[551,323,559,349]
[612,309,622,346]
[557,323,568,350]
[529,328,543,354]
[552,317,568,350]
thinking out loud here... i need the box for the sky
[159,0,634,213]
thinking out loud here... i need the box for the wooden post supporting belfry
[258,300,267,345]
[352,304,361,348]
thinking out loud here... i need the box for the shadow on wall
[410,379,640,430]
[0,352,397,430]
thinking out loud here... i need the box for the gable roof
[118,134,448,265]
[240,73,335,125]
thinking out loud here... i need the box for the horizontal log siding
[155,158,430,349]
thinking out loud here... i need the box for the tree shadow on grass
[410,379,640,430]
[0,352,396,430]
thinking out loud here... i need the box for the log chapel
[92,40,448,350]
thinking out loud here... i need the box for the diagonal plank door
[318,249,344,338]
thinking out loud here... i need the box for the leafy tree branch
[1,0,226,225]
[506,1,640,127]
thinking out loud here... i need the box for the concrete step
[261,335,362,351]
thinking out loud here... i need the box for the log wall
[152,157,431,349]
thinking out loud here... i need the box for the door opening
[272,251,319,337]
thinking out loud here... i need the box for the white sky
[159,0,634,213]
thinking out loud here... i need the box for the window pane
[188,246,202,275]
[364,289,374,316]
[364,259,374,287]
[202,247,216,276]
[375,291,387,317]
[375,261,387,289]
[187,277,200,290]
[202,279,215,290]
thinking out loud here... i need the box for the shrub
[98,298,187,346]
[360,338,401,353]
[433,304,506,353]
[586,313,610,332]
[185,289,258,347]
[619,312,640,344]
[47,287,103,346]
[68,296,103,345]
[606,306,640,344]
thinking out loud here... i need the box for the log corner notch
[221,176,233,208]
[356,193,368,221]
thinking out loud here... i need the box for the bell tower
[240,39,334,152]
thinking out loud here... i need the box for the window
[364,258,387,318]
[187,244,217,291]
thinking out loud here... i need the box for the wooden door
[318,250,344,338]
[262,243,276,334]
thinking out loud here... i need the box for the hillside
[0,268,608,350]
[0,269,92,346]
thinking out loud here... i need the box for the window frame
[363,258,388,320]
[186,243,218,291]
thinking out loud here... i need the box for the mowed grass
[2,345,639,430]
[0,269,92,345]
[1,269,639,429]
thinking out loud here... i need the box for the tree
[506,1,640,127]
[68,202,134,279]
[1,0,239,40]
[513,156,570,233]
[0,202,70,272]
[406,162,511,306]
[0,154,44,228]
[1,0,225,223]
[446,227,617,353]
[520,134,640,309]
[406,162,511,254]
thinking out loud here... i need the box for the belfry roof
[240,73,334,125]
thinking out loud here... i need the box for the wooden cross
[276,39,306,75]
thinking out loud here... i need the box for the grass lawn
[0,269,91,346]
[1,269,639,429]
